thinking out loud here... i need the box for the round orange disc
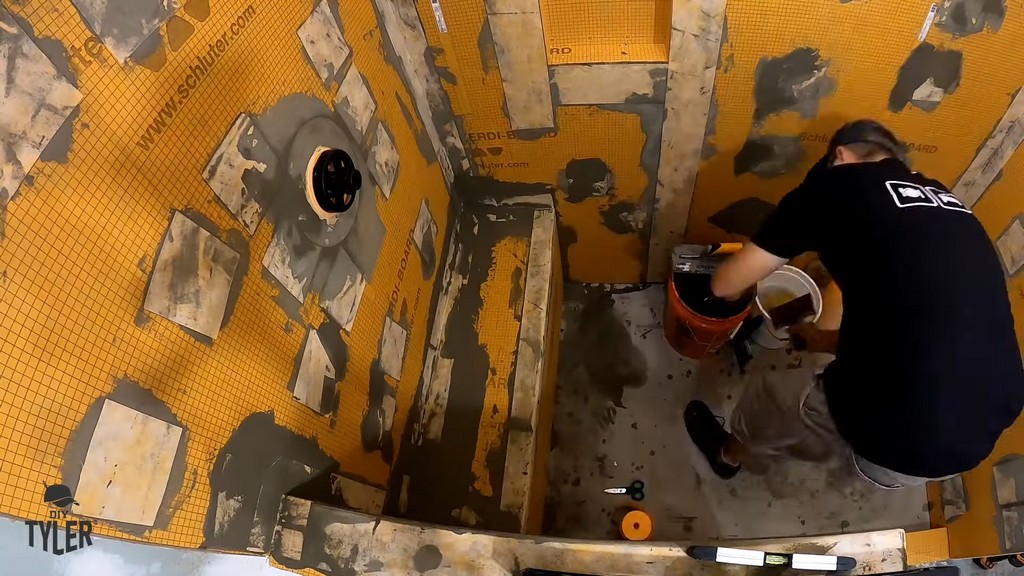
[620,510,653,541]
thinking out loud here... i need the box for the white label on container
[919,3,938,41]
[431,0,448,33]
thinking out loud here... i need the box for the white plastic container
[752,265,822,349]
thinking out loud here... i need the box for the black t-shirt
[752,157,1024,478]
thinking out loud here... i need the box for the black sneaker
[684,400,741,479]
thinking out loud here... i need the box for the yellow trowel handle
[707,242,744,256]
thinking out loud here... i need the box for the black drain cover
[311,148,360,214]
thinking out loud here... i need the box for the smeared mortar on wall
[596,100,665,254]
[477,19,497,75]
[203,411,339,552]
[287,318,349,421]
[370,0,471,182]
[708,197,779,237]
[753,48,836,123]
[734,134,806,178]
[130,29,167,72]
[562,159,614,203]
[889,43,963,113]
[360,359,395,462]
[936,0,1007,37]
[397,93,438,165]
[60,378,189,536]
[387,201,532,532]
[69,0,177,62]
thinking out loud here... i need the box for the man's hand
[789,323,838,354]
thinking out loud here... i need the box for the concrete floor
[544,283,931,541]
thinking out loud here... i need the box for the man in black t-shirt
[684,120,1024,488]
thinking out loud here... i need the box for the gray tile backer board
[485,0,555,130]
[0,7,83,202]
[367,122,400,198]
[995,455,1024,506]
[297,0,351,88]
[74,399,183,526]
[290,329,336,414]
[319,246,366,332]
[1004,503,1024,552]
[144,211,241,339]
[203,113,278,234]
[334,63,377,141]
[380,316,408,380]
[997,217,1024,277]
[70,0,181,62]
[412,199,438,278]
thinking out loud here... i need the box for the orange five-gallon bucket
[664,272,753,360]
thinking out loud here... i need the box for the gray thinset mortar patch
[203,411,339,552]
[130,30,166,72]
[753,48,836,123]
[702,92,720,161]
[386,202,532,531]
[71,0,174,61]
[60,378,189,536]
[936,0,1006,37]
[359,359,394,462]
[597,101,663,273]
[386,192,462,513]
[562,158,613,204]
[600,202,639,235]
[397,93,438,165]
[251,93,382,319]
[889,43,963,113]
[734,134,806,178]
[477,19,497,74]
[370,0,469,181]
[708,197,778,237]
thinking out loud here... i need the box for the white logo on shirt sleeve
[884,181,972,213]
[927,187,972,213]
[885,181,937,208]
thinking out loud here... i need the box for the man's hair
[828,120,907,164]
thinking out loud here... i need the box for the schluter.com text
[137,5,256,151]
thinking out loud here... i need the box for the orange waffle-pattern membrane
[1,0,448,546]
[539,0,671,64]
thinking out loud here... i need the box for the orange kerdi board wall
[1,0,448,548]
[927,149,1024,559]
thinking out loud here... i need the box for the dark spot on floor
[413,544,442,573]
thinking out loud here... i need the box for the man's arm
[710,243,786,300]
